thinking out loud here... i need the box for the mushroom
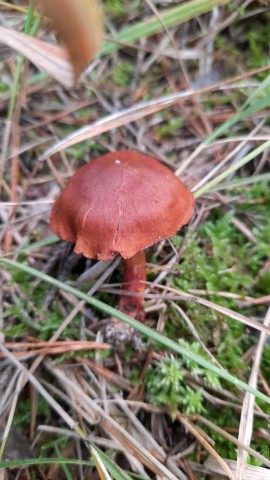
[50,150,194,347]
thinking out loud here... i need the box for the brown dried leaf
[0,1,103,87]
[36,0,103,80]
[0,26,73,87]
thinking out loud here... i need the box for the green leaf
[101,0,229,56]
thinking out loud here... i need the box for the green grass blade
[90,443,133,480]
[206,94,270,144]
[241,72,270,108]
[1,258,270,406]
[0,456,136,478]
[20,234,60,252]
[8,1,40,119]
[54,446,73,480]
[2,235,60,258]
[101,0,229,56]
[209,172,270,191]
[91,445,112,480]
[194,139,270,197]
[0,458,94,469]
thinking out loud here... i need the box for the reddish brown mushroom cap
[50,151,194,260]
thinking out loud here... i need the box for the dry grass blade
[39,87,195,160]
[0,375,24,461]
[45,360,179,480]
[36,0,103,80]
[177,414,236,480]
[0,1,29,13]
[80,359,132,392]
[0,26,73,88]
[171,301,224,369]
[194,458,270,479]
[197,415,270,469]
[192,120,264,193]
[0,343,78,431]
[236,307,270,480]
[147,282,270,337]
[39,64,270,160]
[0,257,120,418]
[1,340,109,359]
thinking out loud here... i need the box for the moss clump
[145,341,220,418]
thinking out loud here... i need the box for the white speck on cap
[115,159,121,164]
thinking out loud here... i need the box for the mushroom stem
[118,250,146,322]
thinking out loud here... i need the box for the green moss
[38,308,80,341]
[14,397,50,429]
[154,116,184,138]
[4,263,81,341]
[170,183,269,345]
[247,26,270,72]
[104,0,144,18]
[145,341,220,417]
[215,12,270,80]
[164,181,270,458]
[112,61,134,87]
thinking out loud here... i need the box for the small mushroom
[50,150,194,348]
